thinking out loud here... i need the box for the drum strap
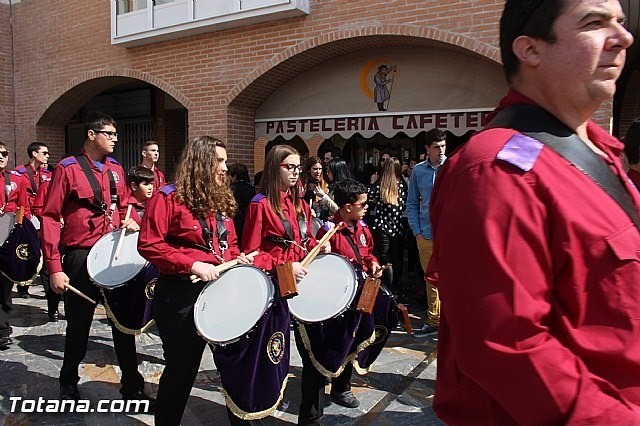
[197,214,229,257]
[341,226,363,265]
[278,215,309,245]
[24,165,38,194]
[1,172,9,213]
[75,155,118,216]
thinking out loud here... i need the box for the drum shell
[102,263,158,335]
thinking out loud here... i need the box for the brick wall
[0,3,15,167]
[4,0,624,170]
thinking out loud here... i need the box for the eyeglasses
[280,163,301,173]
[349,202,368,208]
[0,151,8,158]
[93,130,118,139]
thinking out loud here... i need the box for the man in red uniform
[14,142,52,300]
[140,141,165,194]
[41,112,154,407]
[0,142,29,348]
[431,0,640,424]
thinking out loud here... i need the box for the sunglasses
[0,151,8,158]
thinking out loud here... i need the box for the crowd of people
[2,0,640,424]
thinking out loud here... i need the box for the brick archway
[36,68,192,126]
[226,26,501,171]
[226,25,500,109]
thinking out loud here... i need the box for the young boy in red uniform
[295,178,383,423]
[126,166,155,223]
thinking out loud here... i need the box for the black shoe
[0,336,12,349]
[60,384,80,401]
[48,311,59,322]
[122,390,156,413]
[330,391,360,408]
[413,324,439,337]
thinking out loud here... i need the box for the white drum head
[194,266,274,345]
[288,253,358,322]
[0,212,15,246]
[87,231,147,288]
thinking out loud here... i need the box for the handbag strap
[486,104,640,232]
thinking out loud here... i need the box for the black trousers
[59,248,144,395]
[0,274,13,339]
[153,274,255,426]
[41,267,61,315]
[373,229,404,293]
[294,324,353,425]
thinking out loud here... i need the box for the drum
[0,213,41,285]
[288,253,358,323]
[87,230,147,289]
[194,265,274,346]
[102,263,158,335]
[0,212,15,246]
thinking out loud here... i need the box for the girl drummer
[137,136,252,426]
[242,144,330,425]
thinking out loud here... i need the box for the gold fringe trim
[296,322,377,378]
[2,253,43,286]
[100,288,155,336]
[223,373,290,420]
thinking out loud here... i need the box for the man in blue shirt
[406,128,446,335]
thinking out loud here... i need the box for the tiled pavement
[0,286,441,425]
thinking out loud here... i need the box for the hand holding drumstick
[190,251,259,283]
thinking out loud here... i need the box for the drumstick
[113,205,133,261]
[300,221,343,268]
[190,250,260,283]
[65,283,97,305]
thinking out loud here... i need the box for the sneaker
[60,384,80,401]
[330,391,360,408]
[122,390,156,413]
[413,324,439,337]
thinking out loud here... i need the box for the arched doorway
[37,76,188,178]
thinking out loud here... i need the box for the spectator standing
[368,157,407,294]
[406,128,446,335]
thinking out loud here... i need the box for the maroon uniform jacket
[14,164,51,209]
[137,184,239,275]
[1,169,29,217]
[242,191,317,271]
[315,211,378,274]
[41,153,130,274]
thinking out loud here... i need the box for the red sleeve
[137,192,195,275]
[14,175,31,219]
[41,166,69,273]
[431,156,640,424]
[242,200,274,270]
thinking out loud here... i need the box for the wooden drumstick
[113,204,133,261]
[65,283,97,305]
[190,250,260,283]
[300,221,343,267]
